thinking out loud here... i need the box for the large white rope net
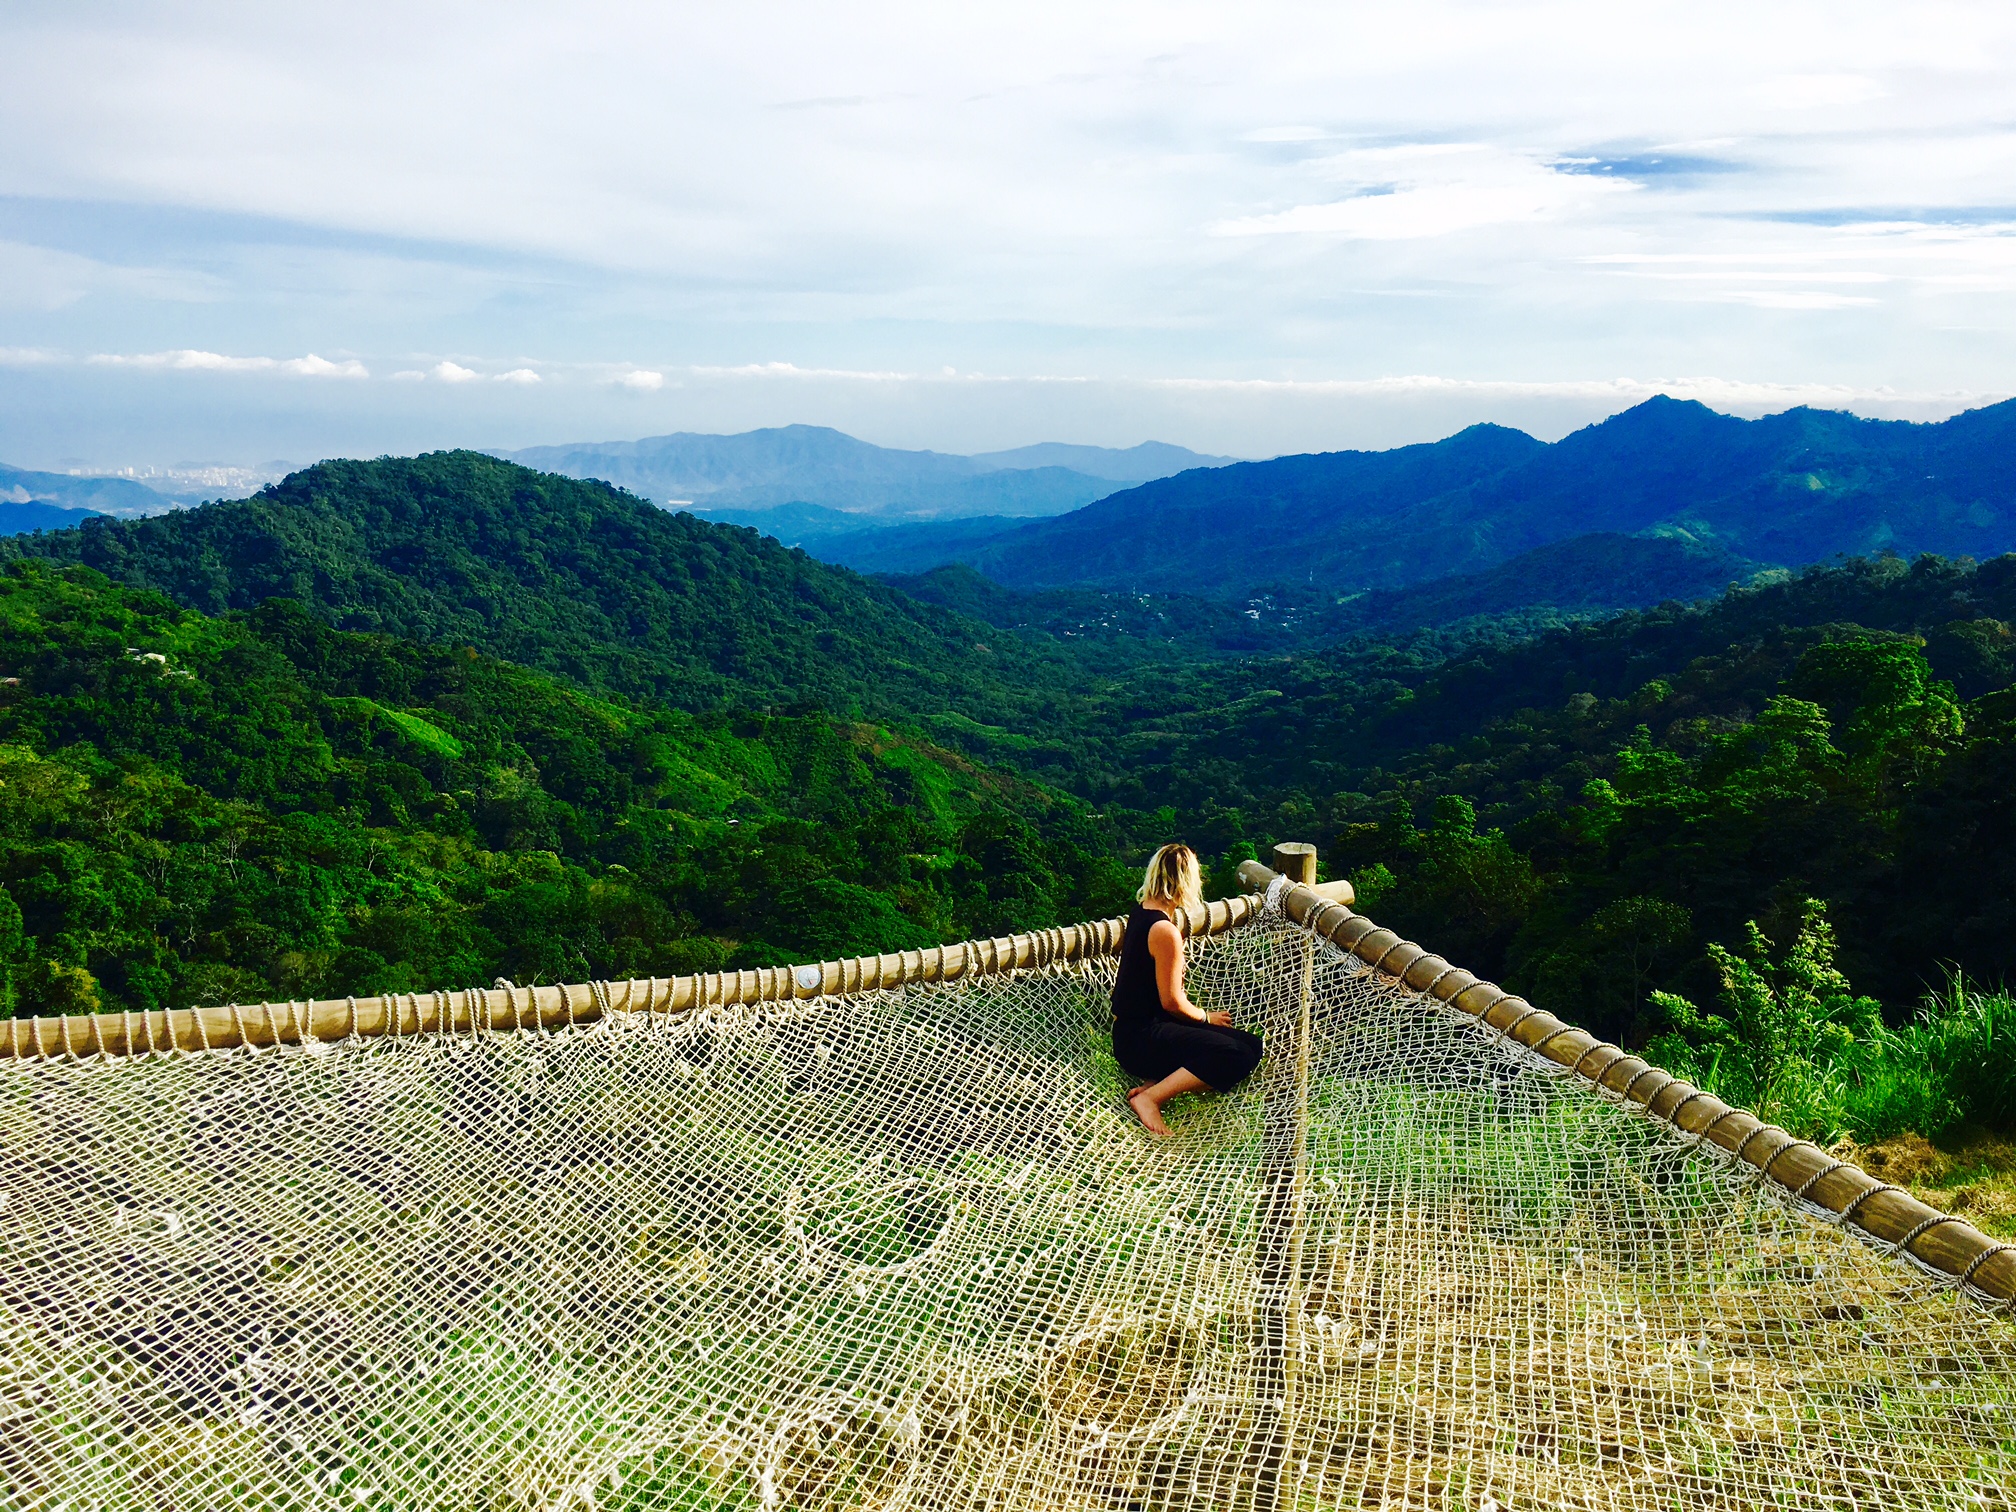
[3,915,2014,1511]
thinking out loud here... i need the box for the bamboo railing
[0,893,1264,1060]
[1234,857,2016,1309]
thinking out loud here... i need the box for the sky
[3,0,2015,474]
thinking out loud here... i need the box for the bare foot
[1127,1086,1173,1138]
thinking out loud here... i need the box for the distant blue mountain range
[496,425,1234,519]
[0,464,162,533]
[831,397,2016,602]
[24,399,2012,638]
[0,500,104,538]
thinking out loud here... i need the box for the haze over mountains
[496,425,1234,520]
[0,429,1228,540]
[0,464,164,522]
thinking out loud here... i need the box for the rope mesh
[3,916,2013,1510]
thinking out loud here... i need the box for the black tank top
[1111,905,1172,1028]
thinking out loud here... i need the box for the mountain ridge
[962,397,2016,597]
[497,424,1234,520]
[0,464,163,520]
[1,501,105,538]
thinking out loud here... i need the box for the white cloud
[390,369,426,381]
[431,361,479,382]
[495,367,541,383]
[284,353,369,377]
[0,239,222,312]
[1752,73,1886,110]
[85,349,367,377]
[692,360,916,381]
[616,369,664,389]
[1216,145,1636,239]
[3,2,2016,460]
[1716,290,1880,310]
[1243,126,1328,143]
[1217,179,1620,239]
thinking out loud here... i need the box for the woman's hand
[1204,1010,1232,1027]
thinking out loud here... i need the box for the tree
[0,883,21,1017]
[1517,894,1691,1045]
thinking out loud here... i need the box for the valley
[5,405,2016,1153]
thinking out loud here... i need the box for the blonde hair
[1137,843,1203,911]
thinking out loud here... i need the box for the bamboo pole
[0,894,1266,1062]
[1252,842,1318,1512]
[1235,858,2016,1309]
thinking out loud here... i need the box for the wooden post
[1270,843,1317,889]
[1251,843,1317,1511]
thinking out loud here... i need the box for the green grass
[327,695,466,759]
[1833,984,2016,1141]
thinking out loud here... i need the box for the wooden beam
[1253,842,1317,1511]
[1235,857,2016,1309]
[0,895,1266,1061]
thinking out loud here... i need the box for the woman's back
[1111,847,1264,1133]
[1111,905,1168,1027]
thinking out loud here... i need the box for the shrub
[1646,900,1880,1134]
[1648,901,2016,1143]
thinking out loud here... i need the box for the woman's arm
[1148,920,1233,1026]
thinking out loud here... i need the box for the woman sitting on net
[1113,844,1264,1137]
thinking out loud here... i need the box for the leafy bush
[1647,899,2016,1142]
[1647,901,1881,1132]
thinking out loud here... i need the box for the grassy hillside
[0,560,1131,1018]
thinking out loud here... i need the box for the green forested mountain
[0,451,1079,723]
[1337,532,1758,634]
[0,561,1130,1019]
[966,421,1545,593]
[890,533,1756,655]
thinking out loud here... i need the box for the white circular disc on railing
[793,964,821,992]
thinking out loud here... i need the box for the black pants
[1113,1015,1264,1093]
